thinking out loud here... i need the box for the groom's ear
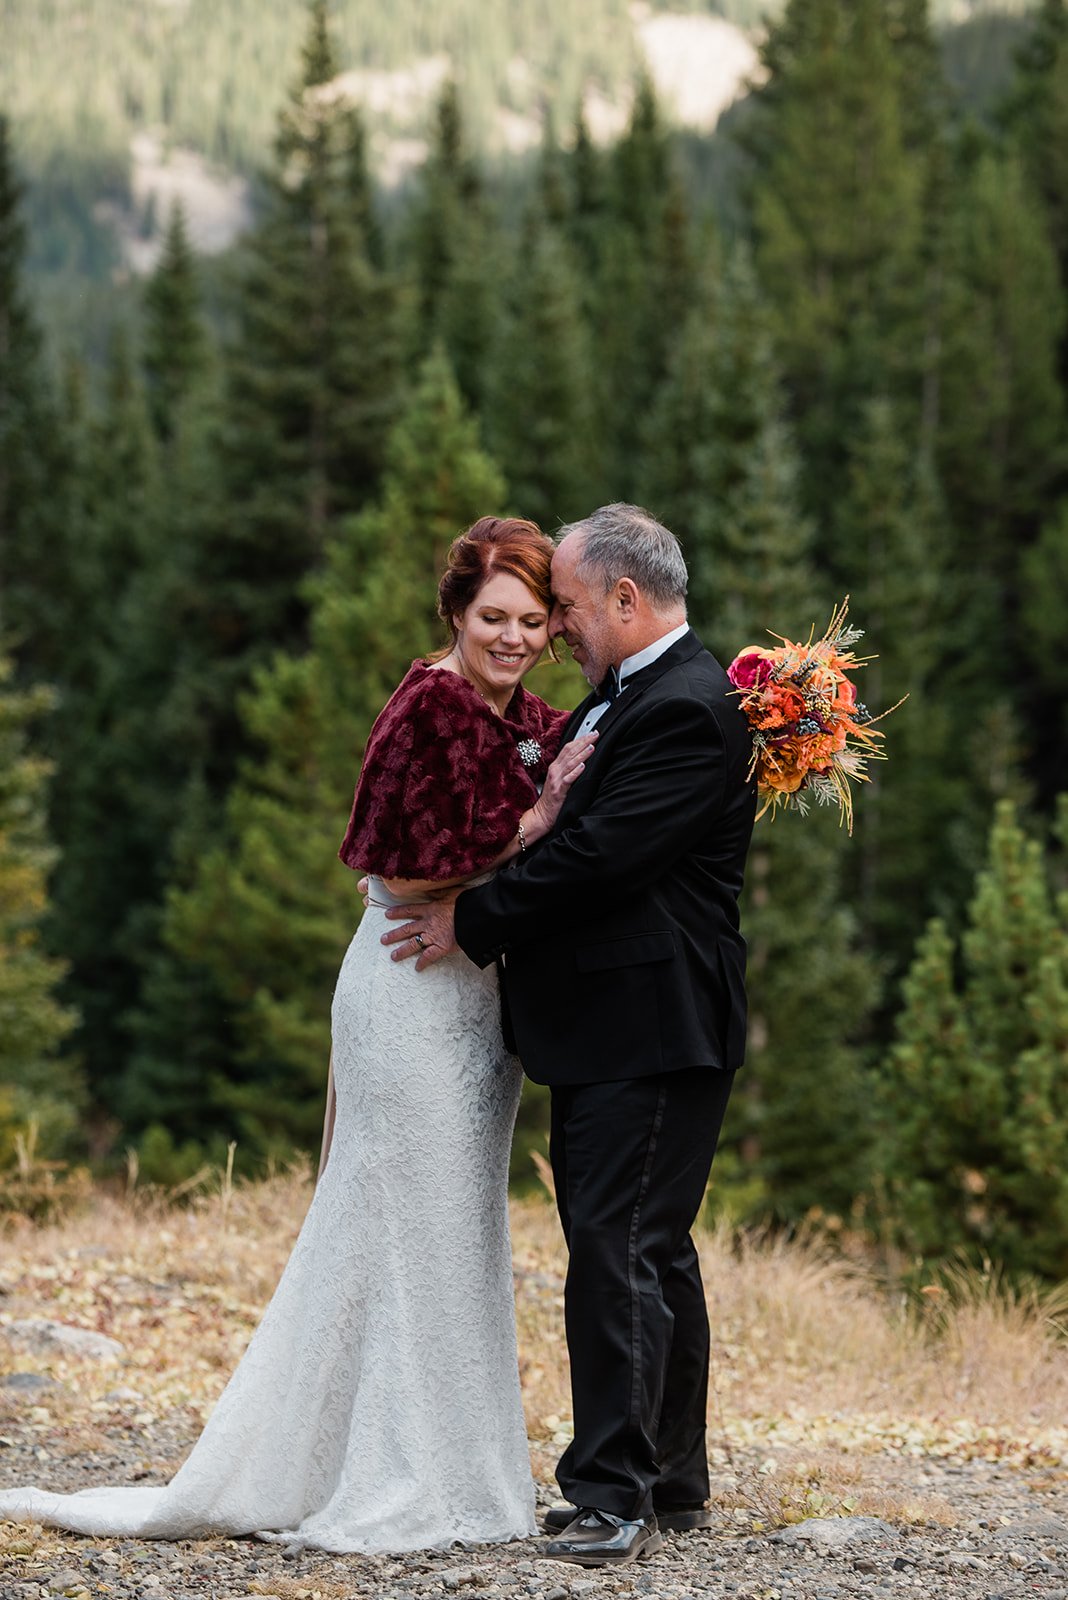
[616,577,640,620]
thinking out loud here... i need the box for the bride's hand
[527,731,598,840]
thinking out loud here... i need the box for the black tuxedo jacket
[453,629,757,1086]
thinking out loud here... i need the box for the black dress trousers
[549,1064,735,1521]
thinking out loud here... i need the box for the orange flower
[728,598,904,832]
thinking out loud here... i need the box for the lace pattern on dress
[0,904,535,1554]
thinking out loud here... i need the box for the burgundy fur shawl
[339,662,570,881]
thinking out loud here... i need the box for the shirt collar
[618,621,690,688]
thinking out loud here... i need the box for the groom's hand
[381,894,459,970]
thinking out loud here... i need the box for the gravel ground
[2,1407,1067,1600]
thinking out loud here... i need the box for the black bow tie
[596,666,621,704]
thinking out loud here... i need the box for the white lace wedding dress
[0,883,536,1553]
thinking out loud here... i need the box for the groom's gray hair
[559,503,688,611]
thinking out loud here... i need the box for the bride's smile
[447,571,550,713]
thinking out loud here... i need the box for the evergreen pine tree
[929,144,1066,821]
[124,1,405,1153]
[0,114,63,662]
[45,331,160,1113]
[879,799,1068,1279]
[407,83,502,412]
[94,251,225,1143]
[132,347,508,1159]
[640,248,879,1220]
[18,359,98,683]
[1002,0,1068,294]
[536,119,572,234]
[142,203,208,443]
[892,0,947,154]
[832,398,982,965]
[409,82,482,336]
[219,0,403,662]
[1020,499,1068,797]
[487,218,601,529]
[563,109,608,287]
[595,79,695,497]
[935,149,1066,560]
[875,917,973,1247]
[123,192,221,844]
[610,76,671,240]
[640,246,817,642]
[744,0,927,511]
[0,654,80,1158]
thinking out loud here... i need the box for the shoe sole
[545,1531,664,1567]
[542,1509,711,1535]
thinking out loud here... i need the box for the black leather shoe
[542,1502,712,1534]
[543,1508,663,1566]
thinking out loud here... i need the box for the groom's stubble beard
[572,612,626,691]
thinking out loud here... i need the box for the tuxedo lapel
[556,628,706,750]
[549,630,707,833]
[577,627,705,739]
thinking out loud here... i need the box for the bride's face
[453,572,550,700]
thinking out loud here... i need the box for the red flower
[728,650,773,690]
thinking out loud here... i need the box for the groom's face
[549,533,622,688]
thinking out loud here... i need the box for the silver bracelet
[517,817,527,853]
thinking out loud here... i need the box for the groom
[384,503,756,1567]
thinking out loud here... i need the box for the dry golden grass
[2,1173,1067,1532]
[696,1223,1068,1449]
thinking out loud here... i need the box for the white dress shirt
[575,621,691,738]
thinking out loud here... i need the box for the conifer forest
[1,0,1067,1281]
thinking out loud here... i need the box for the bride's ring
[414,933,427,950]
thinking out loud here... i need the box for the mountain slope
[0,0,1038,341]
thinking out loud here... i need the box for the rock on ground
[1,1321,125,1363]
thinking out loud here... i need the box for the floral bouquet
[727,599,901,833]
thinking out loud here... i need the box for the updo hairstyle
[433,516,556,657]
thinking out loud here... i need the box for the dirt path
[3,1413,1067,1600]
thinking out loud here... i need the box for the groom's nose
[549,604,566,638]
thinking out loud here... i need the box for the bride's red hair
[433,516,556,656]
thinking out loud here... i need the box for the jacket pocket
[575,931,676,973]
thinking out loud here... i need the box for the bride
[0,516,593,1554]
